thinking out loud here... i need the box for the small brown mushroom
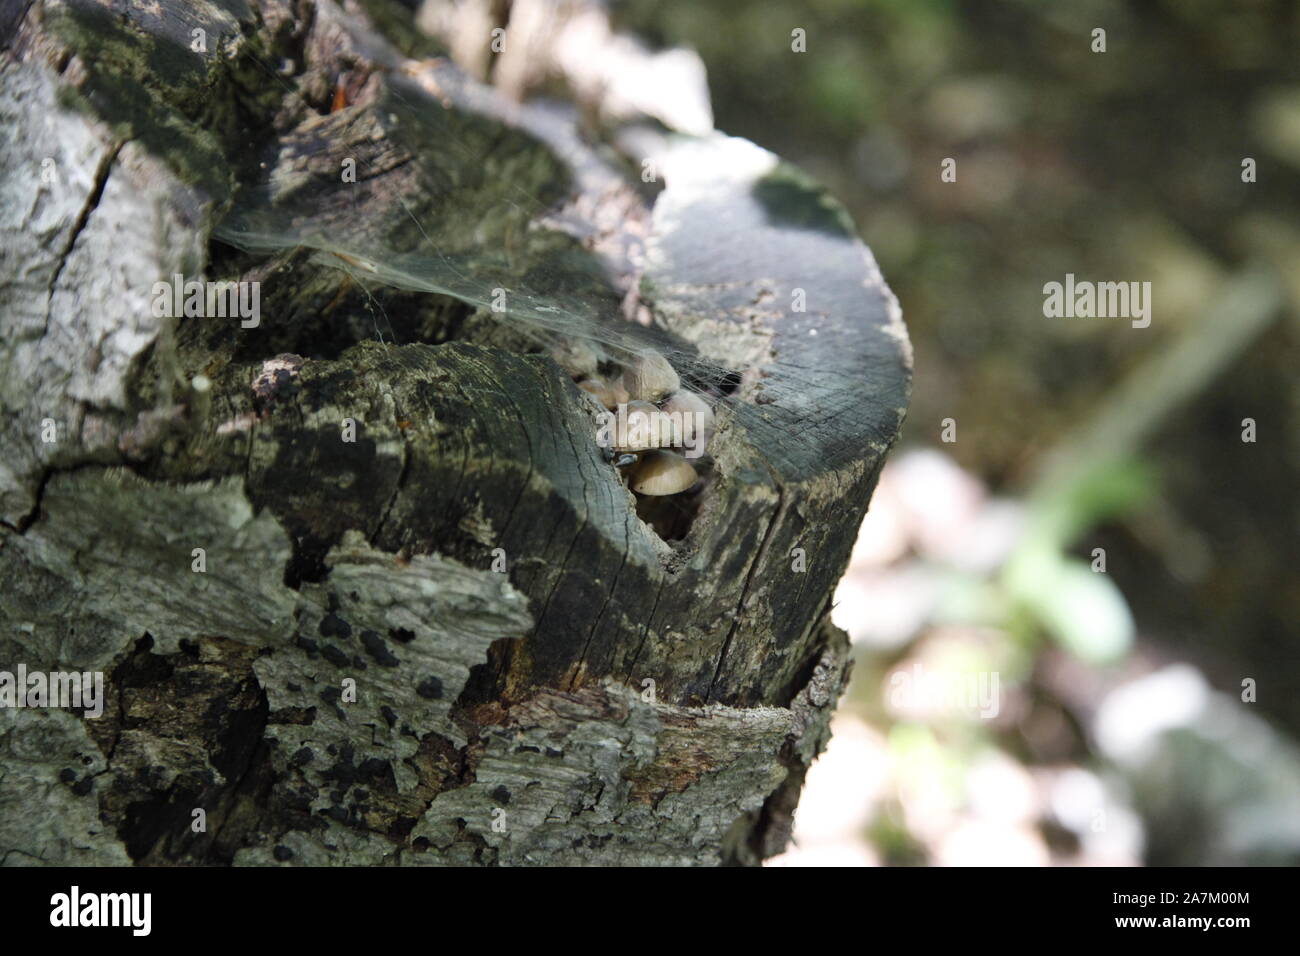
[612,400,671,451]
[658,389,715,457]
[629,450,698,496]
[578,377,629,410]
[552,340,600,379]
[622,350,680,402]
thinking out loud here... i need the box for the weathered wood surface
[0,0,909,865]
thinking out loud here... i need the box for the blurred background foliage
[399,0,1300,863]
[604,0,1300,865]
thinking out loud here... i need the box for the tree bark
[0,0,910,865]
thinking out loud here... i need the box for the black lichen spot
[72,776,94,797]
[320,745,358,797]
[319,613,352,639]
[273,845,294,861]
[360,630,400,667]
[389,627,415,644]
[292,746,315,766]
[491,785,511,805]
[321,644,350,668]
[416,676,444,700]
[294,635,320,656]
[380,706,398,728]
[59,768,77,784]
[545,747,563,758]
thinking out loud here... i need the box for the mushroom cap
[658,389,715,456]
[614,400,671,451]
[552,340,600,379]
[578,377,629,410]
[629,450,698,496]
[621,350,680,402]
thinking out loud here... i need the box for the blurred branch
[1030,261,1284,503]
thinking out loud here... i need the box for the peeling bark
[0,0,909,865]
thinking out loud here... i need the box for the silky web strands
[213,72,748,498]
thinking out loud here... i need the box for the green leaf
[1015,556,1135,664]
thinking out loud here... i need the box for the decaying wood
[0,0,910,865]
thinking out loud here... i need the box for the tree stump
[0,0,910,865]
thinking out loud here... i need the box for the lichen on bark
[0,0,908,865]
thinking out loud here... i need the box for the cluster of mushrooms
[551,341,715,497]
